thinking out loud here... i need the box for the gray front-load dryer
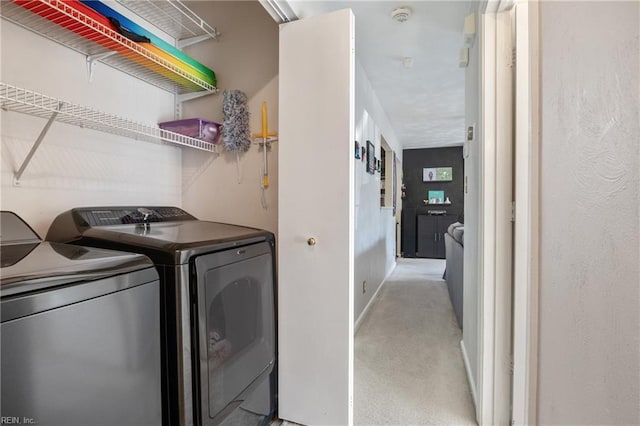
[0,211,162,426]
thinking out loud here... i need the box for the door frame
[511,1,540,424]
[477,3,513,424]
[478,0,540,424]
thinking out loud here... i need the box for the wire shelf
[0,0,217,95]
[116,0,219,41]
[0,83,217,153]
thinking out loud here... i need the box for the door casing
[477,1,540,424]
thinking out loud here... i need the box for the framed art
[366,140,375,174]
[423,167,453,182]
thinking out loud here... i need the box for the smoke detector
[391,7,412,23]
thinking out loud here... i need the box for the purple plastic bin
[158,118,222,144]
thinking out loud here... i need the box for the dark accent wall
[403,147,464,214]
[402,147,464,257]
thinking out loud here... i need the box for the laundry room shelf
[0,0,217,95]
[115,0,220,45]
[0,83,217,153]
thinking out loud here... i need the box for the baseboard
[460,339,478,413]
[354,262,396,333]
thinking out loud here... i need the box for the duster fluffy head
[222,90,251,153]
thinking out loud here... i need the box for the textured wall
[537,2,640,424]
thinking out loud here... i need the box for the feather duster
[222,90,251,153]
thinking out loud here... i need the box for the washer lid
[0,211,40,244]
[1,241,155,297]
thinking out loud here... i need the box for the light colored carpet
[354,258,477,426]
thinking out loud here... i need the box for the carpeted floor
[354,258,477,426]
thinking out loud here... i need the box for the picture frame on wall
[428,190,445,204]
[423,167,453,182]
[366,140,375,174]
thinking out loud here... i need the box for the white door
[278,9,355,426]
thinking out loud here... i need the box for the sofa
[444,222,464,329]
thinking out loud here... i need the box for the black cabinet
[401,208,417,257]
[416,215,456,259]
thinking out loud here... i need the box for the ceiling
[265,1,475,150]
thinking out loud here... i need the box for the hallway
[354,258,476,425]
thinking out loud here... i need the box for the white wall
[537,2,639,424]
[354,61,401,323]
[1,20,179,236]
[181,1,279,234]
[462,10,481,407]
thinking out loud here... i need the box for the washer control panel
[76,207,196,226]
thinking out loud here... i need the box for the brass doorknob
[307,237,317,246]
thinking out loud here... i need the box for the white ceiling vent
[391,7,412,23]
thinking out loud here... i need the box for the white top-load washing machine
[46,207,276,426]
[0,211,162,426]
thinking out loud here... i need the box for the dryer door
[193,242,275,423]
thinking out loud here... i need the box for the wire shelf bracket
[12,101,64,184]
[177,34,212,49]
[1,82,217,182]
[86,52,118,82]
[174,90,217,119]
